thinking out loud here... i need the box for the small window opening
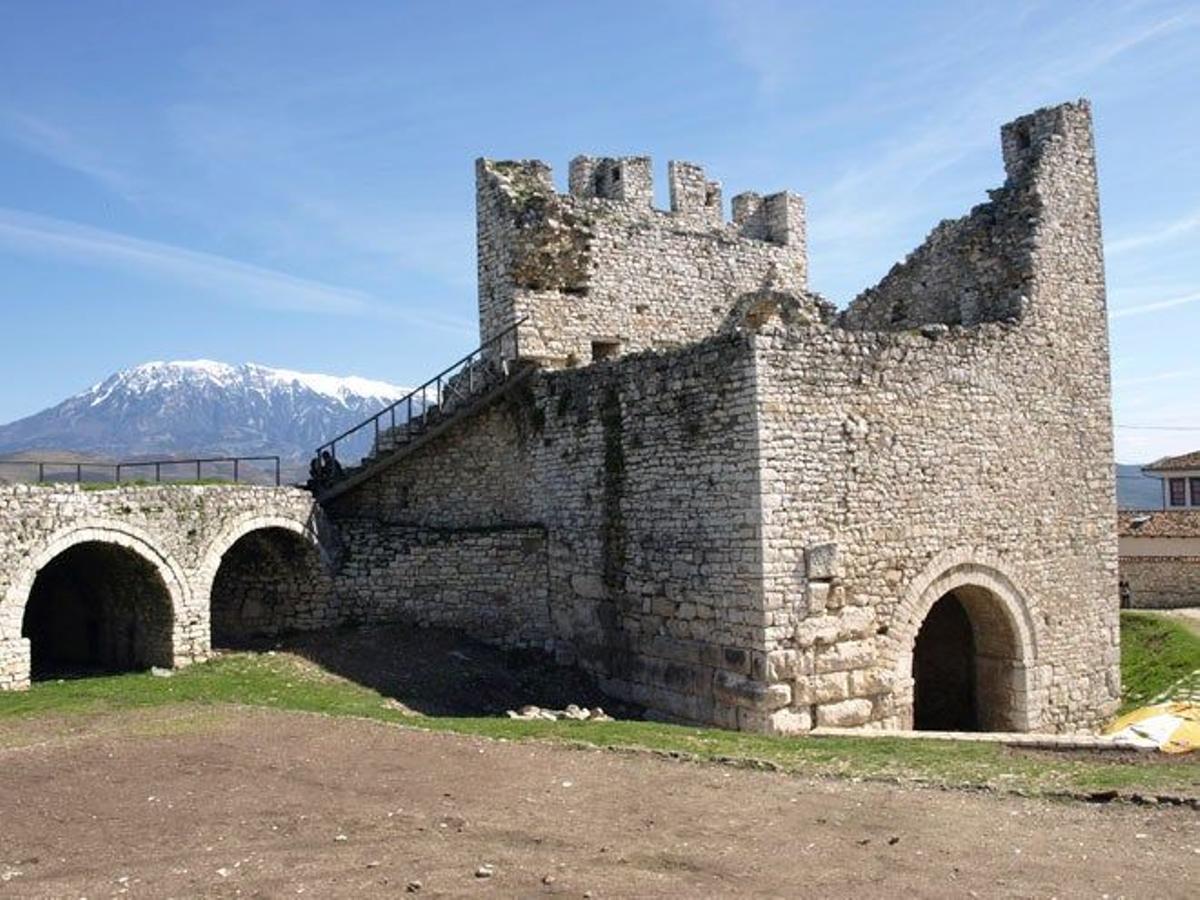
[1168,477,1186,507]
[705,186,717,206]
[611,166,621,182]
[591,340,621,362]
[1015,126,1032,150]
[1191,477,1200,507]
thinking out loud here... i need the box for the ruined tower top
[475,155,808,367]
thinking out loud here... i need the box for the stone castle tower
[326,99,1121,734]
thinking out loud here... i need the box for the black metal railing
[0,455,282,486]
[314,318,525,471]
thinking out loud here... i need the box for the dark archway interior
[211,528,328,648]
[912,585,1025,732]
[913,593,977,730]
[22,542,174,679]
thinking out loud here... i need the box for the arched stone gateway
[887,551,1042,732]
[1,523,192,684]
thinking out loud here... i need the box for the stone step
[809,726,1148,751]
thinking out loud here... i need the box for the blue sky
[0,0,1197,462]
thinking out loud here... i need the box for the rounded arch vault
[2,522,192,682]
[199,513,335,647]
[886,551,1042,732]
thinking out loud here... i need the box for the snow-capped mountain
[0,360,410,465]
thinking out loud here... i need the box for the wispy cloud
[710,3,1199,303]
[0,206,471,332]
[0,110,139,198]
[1106,209,1200,255]
[702,0,808,95]
[821,10,1193,203]
[1110,290,1200,319]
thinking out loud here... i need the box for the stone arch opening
[210,527,331,647]
[911,584,1026,732]
[21,541,175,679]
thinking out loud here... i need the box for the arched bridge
[0,484,338,689]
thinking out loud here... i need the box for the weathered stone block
[805,543,839,580]
[814,640,875,675]
[739,705,813,734]
[713,669,792,710]
[795,672,850,705]
[815,699,873,728]
[849,667,894,698]
[571,573,607,600]
[806,581,830,614]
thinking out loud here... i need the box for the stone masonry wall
[0,481,565,689]
[328,334,770,725]
[333,100,1118,734]
[0,484,332,689]
[210,528,336,643]
[332,521,551,648]
[750,101,1118,733]
[837,201,1027,330]
[1120,557,1200,609]
[476,156,807,367]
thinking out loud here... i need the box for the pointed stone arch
[884,549,1042,731]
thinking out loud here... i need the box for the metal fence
[315,317,525,469]
[0,455,282,486]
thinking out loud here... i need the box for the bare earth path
[0,707,1196,898]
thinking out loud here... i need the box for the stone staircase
[311,320,529,502]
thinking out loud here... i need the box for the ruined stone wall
[1120,557,1200,609]
[838,203,1028,330]
[751,100,1118,734]
[328,334,770,724]
[476,156,807,366]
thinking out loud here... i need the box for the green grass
[2,651,1197,799]
[1120,611,1200,712]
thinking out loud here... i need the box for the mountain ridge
[0,359,409,465]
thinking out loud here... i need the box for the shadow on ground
[221,623,642,719]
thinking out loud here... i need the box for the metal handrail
[315,318,526,466]
[0,455,282,486]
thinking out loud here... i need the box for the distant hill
[1116,463,1162,510]
[0,360,410,479]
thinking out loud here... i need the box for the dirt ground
[0,707,1197,898]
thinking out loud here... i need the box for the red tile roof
[1144,450,1200,472]
[1119,509,1200,538]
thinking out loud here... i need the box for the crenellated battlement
[476,154,807,365]
[496,154,805,244]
